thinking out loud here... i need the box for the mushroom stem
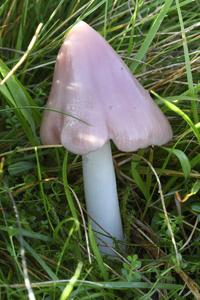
[82,141,124,255]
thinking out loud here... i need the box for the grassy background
[0,0,200,299]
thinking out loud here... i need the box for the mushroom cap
[40,21,172,155]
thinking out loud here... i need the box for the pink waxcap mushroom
[40,21,172,154]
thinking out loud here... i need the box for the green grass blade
[60,262,83,300]
[175,0,198,123]
[35,147,54,232]
[0,226,51,242]
[131,160,150,201]
[152,91,200,143]
[131,0,173,72]
[22,240,58,281]
[15,0,29,52]
[88,223,108,281]
[62,153,81,240]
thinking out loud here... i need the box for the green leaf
[163,147,191,179]
[122,255,142,282]
[8,161,34,175]
[191,153,200,168]
[0,59,39,144]
[191,204,200,214]
[191,181,200,195]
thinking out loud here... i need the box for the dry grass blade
[0,23,43,86]
[4,184,36,300]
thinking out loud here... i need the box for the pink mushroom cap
[40,21,172,154]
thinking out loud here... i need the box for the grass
[0,0,200,299]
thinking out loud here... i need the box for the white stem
[82,141,124,255]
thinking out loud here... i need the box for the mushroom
[40,21,172,256]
